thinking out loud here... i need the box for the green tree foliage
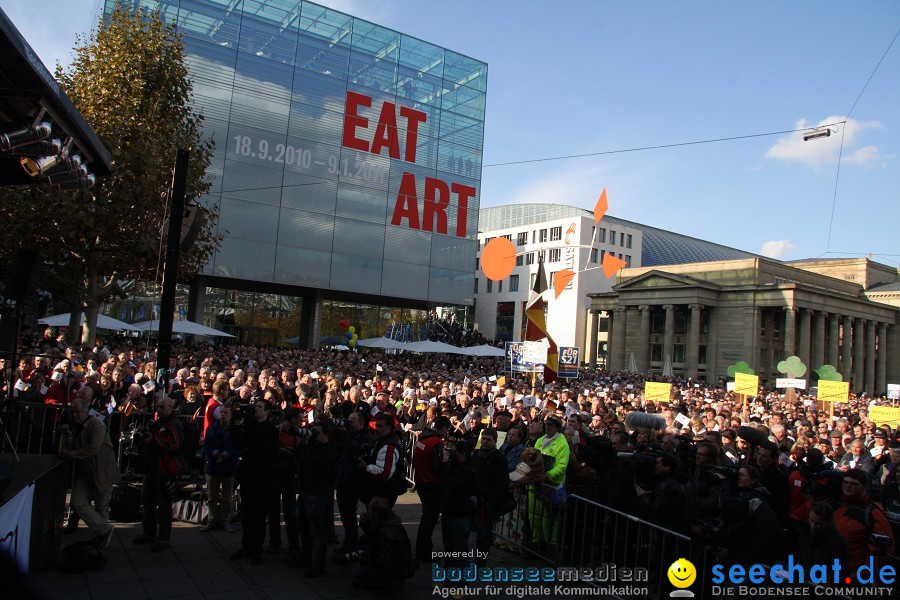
[813,365,842,382]
[0,4,219,344]
[776,355,807,378]
[726,361,755,378]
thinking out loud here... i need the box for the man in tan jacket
[60,397,122,549]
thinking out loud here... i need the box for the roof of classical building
[868,281,900,292]
[479,204,759,267]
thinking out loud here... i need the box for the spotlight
[0,122,52,152]
[8,137,62,158]
[46,163,89,186]
[55,174,95,191]
[20,139,71,177]
[802,128,832,142]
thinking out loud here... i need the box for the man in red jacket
[412,415,450,561]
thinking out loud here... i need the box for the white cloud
[507,164,611,207]
[760,239,796,259]
[765,116,884,169]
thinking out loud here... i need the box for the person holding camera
[132,396,187,552]
[268,407,303,555]
[335,410,374,555]
[358,413,404,508]
[232,400,278,565]
[294,419,340,577]
[412,415,451,561]
[59,397,121,549]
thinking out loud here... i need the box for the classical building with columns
[587,257,900,396]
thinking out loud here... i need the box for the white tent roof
[39,312,138,331]
[405,340,467,354]
[462,344,506,357]
[356,337,409,350]
[131,319,235,337]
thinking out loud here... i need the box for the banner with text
[505,342,543,374]
[557,347,580,379]
[0,482,34,573]
[644,382,673,402]
[734,373,760,396]
[869,405,900,428]
[817,380,850,403]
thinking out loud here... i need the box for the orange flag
[593,188,608,224]
[602,253,627,278]
[553,269,576,298]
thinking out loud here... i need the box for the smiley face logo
[667,558,696,589]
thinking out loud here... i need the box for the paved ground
[28,493,585,600]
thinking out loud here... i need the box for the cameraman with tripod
[132,396,187,553]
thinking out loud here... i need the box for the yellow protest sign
[868,406,900,428]
[817,380,849,403]
[497,376,507,387]
[644,382,672,402]
[734,373,759,396]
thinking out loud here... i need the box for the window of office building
[550,226,562,241]
[498,280,503,293]
[626,234,633,249]
[496,302,515,342]
[625,255,631,267]
[549,248,561,262]
[501,234,512,242]
[609,231,616,245]
[516,255,523,266]
[539,229,548,243]
[517,232,527,246]
[487,279,492,293]
[599,228,606,243]
[525,252,535,265]
[509,274,519,292]
[591,248,598,263]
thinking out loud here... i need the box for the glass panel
[274,246,331,288]
[332,217,386,259]
[382,260,429,299]
[330,253,382,294]
[443,49,487,92]
[213,239,276,281]
[237,11,298,65]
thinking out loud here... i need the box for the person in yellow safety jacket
[527,415,570,545]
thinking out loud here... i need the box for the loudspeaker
[4,248,39,304]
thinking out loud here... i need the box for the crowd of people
[3,326,900,592]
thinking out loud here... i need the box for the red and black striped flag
[525,256,558,383]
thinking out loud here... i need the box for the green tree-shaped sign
[777,355,807,379]
[813,365,842,382]
[727,361,755,378]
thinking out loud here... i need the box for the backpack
[62,541,107,573]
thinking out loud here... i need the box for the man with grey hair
[60,397,121,549]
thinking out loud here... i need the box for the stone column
[812,311,826,369]
[876,322,887,396]
[638,305,651,373]
[783,307,796,357]
[827,313,840,367]
[606,310,615,370]
[853,318,865,393]
[866,320,876,397]
[798,308,812,368]
[841,316,853,382]
[888,324,900,388]
[662,305,675,367]
[611,307,628,372]
[687,304,702,379]
[706,308,719,382]
[588,310,600,367]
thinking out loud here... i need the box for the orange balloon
[602,253,627,278]
[594,188,608,224]
[481,237,516,281]
[553,269,576,298]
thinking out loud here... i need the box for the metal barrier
[493,484,569,564]
[2,401,66,455]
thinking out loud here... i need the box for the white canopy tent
[39,312,137,331]
[404,340,468,354]
[462,344,506,357]
[356,337,410,350]
[130,319,235,337]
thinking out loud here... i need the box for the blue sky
[3,0,898,267]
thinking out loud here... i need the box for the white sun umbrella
[131,319,235,337]
[356,336,409,350]
[464,344,506,357]
[405,340,467,354]
[39,312,138,331]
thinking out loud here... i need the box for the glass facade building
[104,0,486,312]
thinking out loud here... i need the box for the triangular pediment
[613,269,720,291]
